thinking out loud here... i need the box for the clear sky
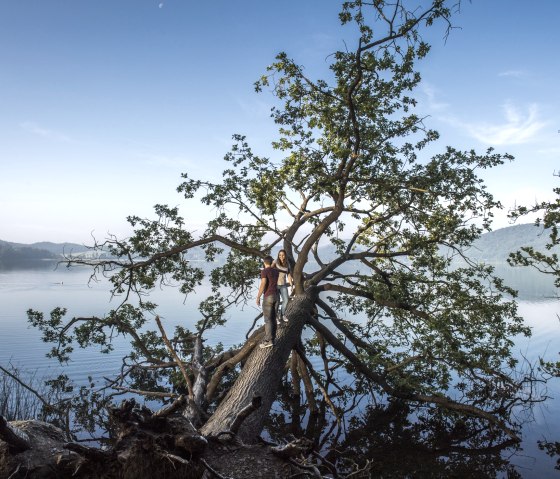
[1,1,559,245]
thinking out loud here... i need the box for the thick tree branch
[206,330,262,402]
[320,282,430,320]
[307,317,520,441]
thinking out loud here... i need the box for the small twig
[288,458,322,478]
[112,385,178,399]
[346,459,372,478]
[155,315,194,398]
[210,431,236,441]
[200,457,233,479]
[311,451,340,479]
[0,365,58,412]
[162,452,190,465]
[271,438,313,459]
[7,464,22,479]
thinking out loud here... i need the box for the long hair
[276,249,288,268]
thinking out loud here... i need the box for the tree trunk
[200,290,316,442]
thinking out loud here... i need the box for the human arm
[256,277,267,306]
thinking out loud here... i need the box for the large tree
[1,1,540,477]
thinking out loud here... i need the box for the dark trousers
[262,293,279,342]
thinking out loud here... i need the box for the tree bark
[200,291,317,442]
[0,419,85,479]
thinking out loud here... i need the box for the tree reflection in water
[266,381,524,478]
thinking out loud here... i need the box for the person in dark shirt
[256,255,279,349]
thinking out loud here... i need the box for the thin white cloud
[498,70,527,78]
[20,121,72,143]
[463,102,547,145]
[421,83,449,111]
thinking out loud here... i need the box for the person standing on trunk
[273,249,292,323]
[256,255,279,349]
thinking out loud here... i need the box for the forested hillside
[0,224,550,269]
[0,240,87,268]
[465,223,552,263]
[0,241,57,268]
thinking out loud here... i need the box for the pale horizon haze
[1,1,559,245]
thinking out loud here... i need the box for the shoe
[260,340,273,349]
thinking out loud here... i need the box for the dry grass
[0,365,49,421]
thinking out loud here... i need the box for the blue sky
[1,1,559,244]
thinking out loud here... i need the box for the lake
[1,264,559,477]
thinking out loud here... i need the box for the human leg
[262,294,278,344]
[278,285,289,321]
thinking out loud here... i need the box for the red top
[261,267,279,297]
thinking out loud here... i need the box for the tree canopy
[7,1,545,477]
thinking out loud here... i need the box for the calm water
[1,265,559,477]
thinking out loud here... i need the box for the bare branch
[112,385,178,399]
[155,315,194,398]
[0,365,59,413]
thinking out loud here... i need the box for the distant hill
[0,240,57,269]
[463,223,552,263]
[23,241,89,256]
[0,240,89,269]
[307,223,552,269]
[0,224,553,270]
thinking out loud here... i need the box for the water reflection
[266,387,523,478]
[488,263,558,302]
[1,265,559,477]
